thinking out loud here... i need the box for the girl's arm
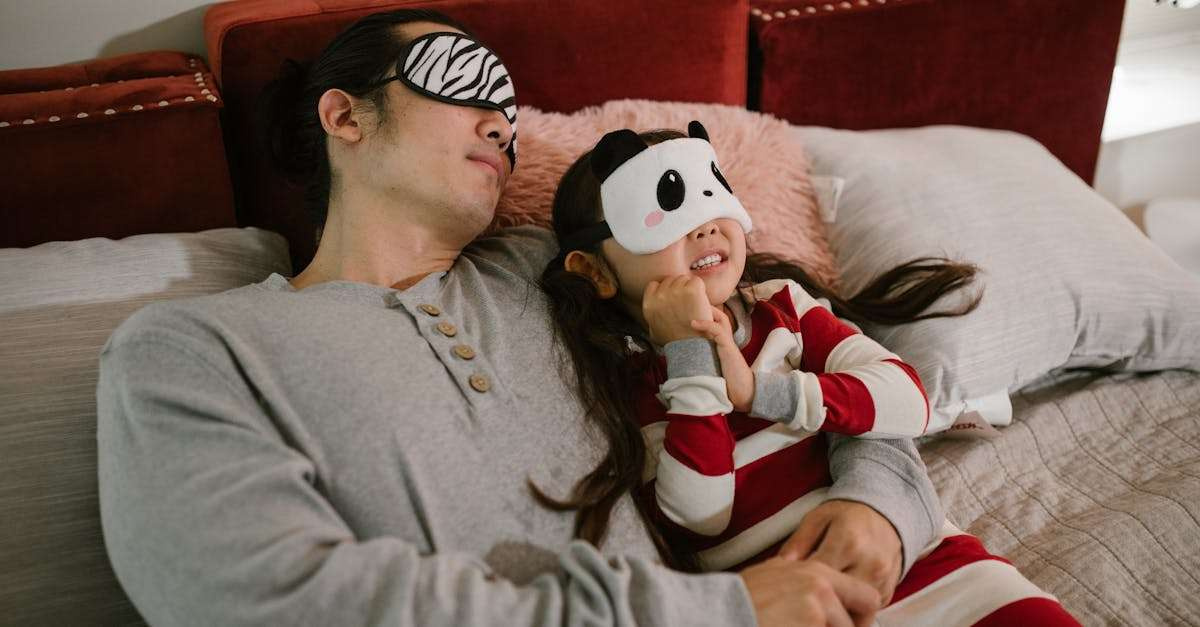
[744,279,930,438]
[647,339,944,576]
[645,338,738,537]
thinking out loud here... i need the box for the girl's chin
[703,282,739,307]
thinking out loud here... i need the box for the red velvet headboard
[203,0,1123,269]
[748,0,1124,189]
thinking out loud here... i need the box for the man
[97,11,942,626]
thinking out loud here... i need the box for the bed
[2,0,1198,624]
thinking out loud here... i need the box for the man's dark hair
[262,10,477,228]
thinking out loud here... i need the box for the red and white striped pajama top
[633,279,1080,626]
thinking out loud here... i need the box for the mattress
[920,369,1200,625]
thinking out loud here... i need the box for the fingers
[845,551,901,607]
[809,527,856,572]
[691,316,733,338]
[826,569,882,624]
[779,507,830,561]
[689,319,723,341]
[741,558,881,627]
[796,501,901,609]
[824,597,856,627]
[845,562,896,609]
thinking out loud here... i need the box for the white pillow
[0,227,290,624]
[796,125,1200,433]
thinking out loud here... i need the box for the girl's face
[601,218,747,311]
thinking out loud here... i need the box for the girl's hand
[643,275,713,345]
[692,306,755,412]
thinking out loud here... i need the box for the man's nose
[479,109,514,152]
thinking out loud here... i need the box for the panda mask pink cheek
[644,210,665,228]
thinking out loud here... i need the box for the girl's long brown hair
[534,129,983,571]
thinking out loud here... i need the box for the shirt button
[418,303,441,316]
[453,344,476,360]
[436,321,458,337]
[469,374,491,393]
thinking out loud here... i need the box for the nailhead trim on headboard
[751,0,901,21]
[0,57,220,129]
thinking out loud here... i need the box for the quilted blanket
[920,370,1200,626]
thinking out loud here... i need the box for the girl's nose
[691,221,719,239]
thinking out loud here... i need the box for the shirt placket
[386,292,504,409]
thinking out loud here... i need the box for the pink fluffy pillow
[492,99,838,289]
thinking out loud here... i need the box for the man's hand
[643,275,712,345]
[741,557,880,627]
[690,305,755,412]
[780,499,904,608]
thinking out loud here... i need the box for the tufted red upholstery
[748,0,1125,184]
[0,51,235,248]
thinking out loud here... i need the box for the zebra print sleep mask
[559,121,752,255]
[376,32,518,166]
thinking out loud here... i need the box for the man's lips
[468,153,502,178]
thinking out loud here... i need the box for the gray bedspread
[919,369,1200,626]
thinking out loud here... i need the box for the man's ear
[317,88,363,144]
[564,250,618,299]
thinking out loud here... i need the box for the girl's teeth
[691,255,721,269]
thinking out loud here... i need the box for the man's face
[359,22,515,238]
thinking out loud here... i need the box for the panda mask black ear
[590,129,649,183]
[687,120,710,142]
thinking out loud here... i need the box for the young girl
[538,122,1081,625]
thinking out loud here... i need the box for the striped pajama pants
[876,521,1080,626]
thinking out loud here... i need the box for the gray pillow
[0,228,290,625]
[796,125,1200,433]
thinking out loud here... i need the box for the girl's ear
[564,251,618,299]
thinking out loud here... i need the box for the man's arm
[776,435,942,606]
[96,312,755,627]
[822,433,943,579]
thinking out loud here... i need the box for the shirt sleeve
[746,279,930,438]
[824,434,944,579]
[465,225,560,284]
[96,314,756,627]
[648,338,738,537]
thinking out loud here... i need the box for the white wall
[1121,0,1200,40]
[1094,1,1200,211]
[1096,121,1200,209]
[0,0,213,71]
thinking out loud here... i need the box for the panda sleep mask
[560,121,752,255]
[373,32,517,166]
